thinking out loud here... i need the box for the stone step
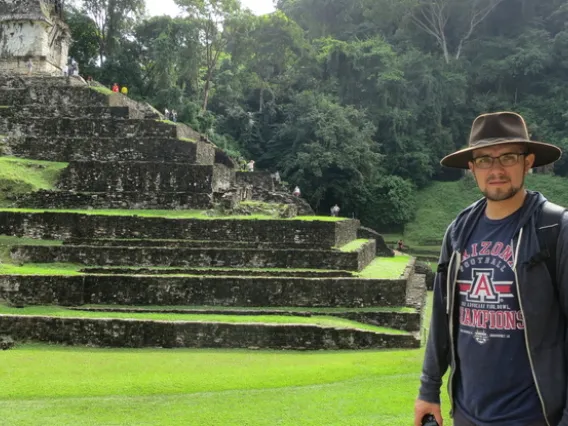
[0,314,419,350]
[78,266,356,277]
[0,211,359,249]
[0,86,108,107]
[0,273,407,307]
[65,239,335,250]
[0,105,131,119]
[6,136,215,163]
[11,240,376,270]
[57,162,233,193]
[70,305,420,332]
[14,190,217,210]
[8,118,179,138]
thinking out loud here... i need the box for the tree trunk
[202,68,213,111]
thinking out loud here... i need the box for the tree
[81,0,145,64]
[410,0,506,62]
[175,0,241,110]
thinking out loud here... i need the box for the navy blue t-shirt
[454,210,544,425]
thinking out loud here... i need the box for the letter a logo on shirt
[468,269,499,303]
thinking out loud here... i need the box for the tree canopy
[64,0,568,230]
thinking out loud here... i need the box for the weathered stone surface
[0,105,131,119]
[414,261,435,291]
[64,238,342,250]
[0,212,359,248]
[7,136,204,162]
[0,0,70,74]
[249,188,315,215]
[70,306,420,332]
[357,226,394,257]
[0,275,84,306]
[57,162,234,193]
[0,334,15,350]
[12,239,376,270]
[236,172,274,191]
[15,190,215,210]
[8,118,179,139]
[0,315,420,350]
[0,86,108,107]
[0,274,408,307]
[79,267,355,278]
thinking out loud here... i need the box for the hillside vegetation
[404,174,568,245]
[0,157,67,207]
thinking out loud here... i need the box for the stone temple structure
[0,0,69,74]
[0,6,427,351]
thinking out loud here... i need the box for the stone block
[15,190,215,210]
[0,274,409,307]
[8,118,179,139]
[0,315,420,350]
[57,162,227,193]
[12,240,376,270]
[0,212,360,249]
[7,136,200,162]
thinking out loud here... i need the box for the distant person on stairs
[330,204,340,217]
[414,112,567,426]
[293,186,301,197]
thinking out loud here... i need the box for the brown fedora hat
[440,111,562,169]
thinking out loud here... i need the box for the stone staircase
[0,75,425,350]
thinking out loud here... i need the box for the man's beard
[482,184,522,201]
[481,174,524,201]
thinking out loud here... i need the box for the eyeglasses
[472,152,528,169]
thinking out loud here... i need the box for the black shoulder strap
[536,201,566,286]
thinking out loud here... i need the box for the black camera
[421,414,439,426]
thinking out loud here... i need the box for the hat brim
[440,139,562,169]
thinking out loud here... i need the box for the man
[112,83,119,93]
[415,111,567,426]
[331,204,340,217]
[121,85,128,96]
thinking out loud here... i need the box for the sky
[145,0,276,17]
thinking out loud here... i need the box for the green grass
[89,86,114,96]
[0,157,67,206]
[0,263,82,275]
[78,305,416,313]
[358,255,410,279]
[0,293,453,426]
[404,174,568,245]
[338,239,368,252]
[179,137,197,143]
[0,305,407,334]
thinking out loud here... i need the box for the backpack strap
[534,201,566,286]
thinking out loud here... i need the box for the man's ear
[525,153,535,174]
[468,161,474,173]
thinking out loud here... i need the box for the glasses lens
[499,153,519,166]
[475,157,493,168]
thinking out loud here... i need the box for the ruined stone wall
[0,315,419,350]
[0,1,70,73]
[15,190,214,210]
[13,241,375,270]
[357,226,394,257]
[57,162,218,193]
[7,136,200,162]
[236,172,274,191]
[0,212,360,248]
[0,274,408,307]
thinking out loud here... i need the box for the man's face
[468,143,535,202]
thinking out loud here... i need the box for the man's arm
[555,212,568,425]
[418,223,453,404]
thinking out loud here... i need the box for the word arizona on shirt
[453,211,544,426]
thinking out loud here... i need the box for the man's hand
[414,399,443,426]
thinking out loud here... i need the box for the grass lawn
[0,293,453,426]
[358,255,410,279]
[338,239,368,252]
[77,305,416,313]
[0,157,67,206]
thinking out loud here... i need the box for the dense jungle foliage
[66,0,568,231]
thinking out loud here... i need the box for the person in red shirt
[112,83,119,93]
